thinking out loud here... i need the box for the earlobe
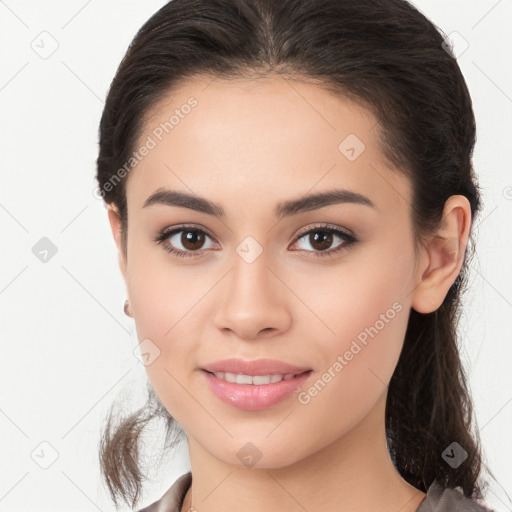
[107,205,127,280]
[411,195,471,314]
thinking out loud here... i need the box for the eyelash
[153,223,358,259]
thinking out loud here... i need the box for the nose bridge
[230,241,280,310]
[232,243,274,298]
[213,239,291,338]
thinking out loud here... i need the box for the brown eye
[154,226,218,258]
[290,224,357,257]
[180,230,206,250]
[307,231,334,251]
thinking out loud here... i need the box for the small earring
[124,299,133,317]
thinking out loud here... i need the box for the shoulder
[135,474,496,512]
[416,481,495,512]
[136,472,192,512]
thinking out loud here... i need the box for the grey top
[137,472,494,512]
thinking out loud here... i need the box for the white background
[1,1,511,511]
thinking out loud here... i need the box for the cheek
[284,273,410,453]
[127,278,203,431]
[125,228,209,338]
[124,238,217,424]
[294,241,413,404]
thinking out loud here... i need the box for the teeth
[212,371,298,385]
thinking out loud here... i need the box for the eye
[289,223,357,257]
[153,225,218,258]
[154,223,357,259]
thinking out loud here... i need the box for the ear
[411,195,472,314]
[107,205,127,280]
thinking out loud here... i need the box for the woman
[96,0,498,510]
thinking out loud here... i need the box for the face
[113,74,421,468]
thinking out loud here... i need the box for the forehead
[127,74,411,217]
[141,74,380,155]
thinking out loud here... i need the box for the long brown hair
[96,0,494,509]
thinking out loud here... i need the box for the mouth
[201,368,313,411]
[202,369,312,385]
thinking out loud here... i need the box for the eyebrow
[143,187,376,218]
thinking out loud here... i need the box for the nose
[212,249,292,340]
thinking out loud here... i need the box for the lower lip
[201,370,313,411]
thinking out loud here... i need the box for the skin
[107,74,471,512]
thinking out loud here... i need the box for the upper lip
[201,358,312,376]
